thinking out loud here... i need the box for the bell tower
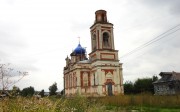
[88,10,123,96]
[90,10,115,51]
[89,10,117,62]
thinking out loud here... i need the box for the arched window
[103,32,110,47]
[93,34,96,50]
[70,75,72,87]
[93,73,95,86]
[73,75,76,87]
[95,73,98,85]
[65,77,67,88]
[68,75,70,88]
[83,72,88,87]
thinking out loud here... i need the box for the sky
[0,0,180,92]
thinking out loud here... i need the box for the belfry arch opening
[103,32,110,47]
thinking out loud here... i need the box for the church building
[63,10,123,96]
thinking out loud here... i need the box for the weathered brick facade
[63,10,124,97]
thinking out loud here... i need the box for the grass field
[0,94,180,112]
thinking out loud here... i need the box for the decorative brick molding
[104,79,115,85]
[100,53,115,60]
[101,69,114,75]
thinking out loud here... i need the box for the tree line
[1,63,159,97]
[1,82,58,97]
[123,76,158,94]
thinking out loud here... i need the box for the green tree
[49,82,58,96]
[134,77,154,94]
[152,75,158,82]
[124,75,158,94]
[21,86,35,97]
[124,81,134,94]
[60,89,64,95]
[39,89,44,97]
[11,85,20,96]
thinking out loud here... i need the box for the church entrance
[107,82,113,96]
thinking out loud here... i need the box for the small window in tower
[102,14,104,22]
[103,32,110,47]
[93,34,96,50]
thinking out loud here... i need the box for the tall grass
[99,94,180,108]
[0,96,105,112]
[0,94,180,112]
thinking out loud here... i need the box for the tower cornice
[90,22,113,29]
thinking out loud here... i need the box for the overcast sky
[0,0,180,91]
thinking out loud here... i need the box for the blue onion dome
[74,44,86,55]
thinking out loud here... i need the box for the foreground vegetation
[0,96,104,112]
[1,94,180,112]
[99,94,180,111]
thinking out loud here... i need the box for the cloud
[122,24,180,82]
[1,0,180,91]
[140,0,180,15]
[0,22,38,74]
